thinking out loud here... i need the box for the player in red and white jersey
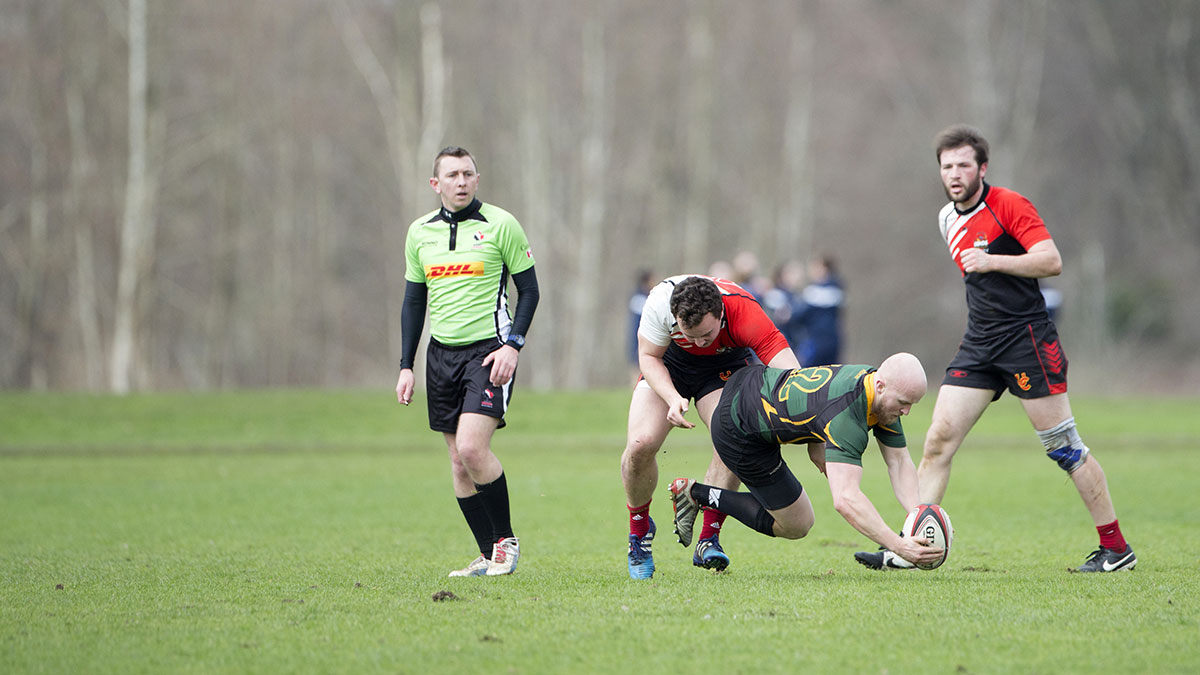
[857,125,1135,573]
[622,275,818,579]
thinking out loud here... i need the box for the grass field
[2,389,1198,674]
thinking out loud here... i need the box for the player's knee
[779,518,813,540]
[777,500,814,539]
[449,458,471,482]
[455,441,492,469]
[1038,417,1090,474]
[922,422,956,462]
[624,434,662,462]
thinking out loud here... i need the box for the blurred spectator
[731,250,770,300]
[1041,285,1062,322]
[762,261,806,350]
[708,259,734,281]
[628,269,655,367]
[795,254,844,366]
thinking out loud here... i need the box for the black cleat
[1074,545,1137,573]
[854,550,914,570]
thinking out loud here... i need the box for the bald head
[876,352,927,404]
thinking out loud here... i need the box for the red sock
[699,509,727,542]
[1097,519,1127,552]
[628,501,651,538]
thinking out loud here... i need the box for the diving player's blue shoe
[628,518,656,579]
[693,536,730,572]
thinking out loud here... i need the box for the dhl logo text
[425,262,484,278]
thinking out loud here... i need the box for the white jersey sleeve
[637,275,691,347]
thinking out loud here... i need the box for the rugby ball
[902,503,953,570]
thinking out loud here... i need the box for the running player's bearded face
[678,312,722,349]
[432,155,480,212]
[939,145,985,206]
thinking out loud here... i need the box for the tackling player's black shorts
[710,368,804,511]
[425,337,513,433]
[659,343,755,402]
[942,320,1068,401]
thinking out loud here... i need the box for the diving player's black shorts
[709,368,804,511]
[942,320,1068,401]
[425,338,513,433]
[658,343,755,402]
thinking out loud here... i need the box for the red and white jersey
[638,275,790,363]
[938,183,1054,335]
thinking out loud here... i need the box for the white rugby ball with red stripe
[903,503,953,570]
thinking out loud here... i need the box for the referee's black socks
[475,472,516,542]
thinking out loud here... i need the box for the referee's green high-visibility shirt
[404,199,535,346]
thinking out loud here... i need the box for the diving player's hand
[396,369,415,405]
[482,344,520,386]
[666,396,695,429]
[894,536,943,566]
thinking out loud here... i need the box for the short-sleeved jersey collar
[953,182,991,216]
[863,372,877,428]
[434,198,484,224]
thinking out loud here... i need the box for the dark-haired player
[856,125,1135,572]
[621,275,810,579]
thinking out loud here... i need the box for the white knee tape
[1038,417,1089,473]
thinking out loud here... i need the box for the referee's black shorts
[425,338,513,433]
[942,320,1068,401]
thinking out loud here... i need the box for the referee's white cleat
[448,555,489,578]
[485,537,520,576]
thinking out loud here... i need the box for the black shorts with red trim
[942,320,1068,400]
[425,337,513,433]
[660,343,756,402]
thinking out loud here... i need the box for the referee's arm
[396,280,427,404]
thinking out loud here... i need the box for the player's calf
[1038,416,1090,473]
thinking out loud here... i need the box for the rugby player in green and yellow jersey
[668,352,945,568]
[396,146,539,578]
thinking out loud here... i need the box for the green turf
[1,390,1198,674]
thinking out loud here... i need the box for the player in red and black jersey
[621,275,816,579]
[857,125,1135,573]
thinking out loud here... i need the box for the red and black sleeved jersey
[640,275,791,364]
[937,183,1054,336]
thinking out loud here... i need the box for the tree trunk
[110,0,149,394]
[19,134,48,389]
[564,17,609,389]
[66,81,104,390]
[781,10,816,258]
[681,5,714,273]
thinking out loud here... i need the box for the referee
[395,146,539,578]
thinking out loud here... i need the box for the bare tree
[66,82,105,390]
[331,0,445,374]
[563,16,611,388]
[680,2,715,272]
[110,0,153,393]
[965,0,1048,171]
[779,2,817,258]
